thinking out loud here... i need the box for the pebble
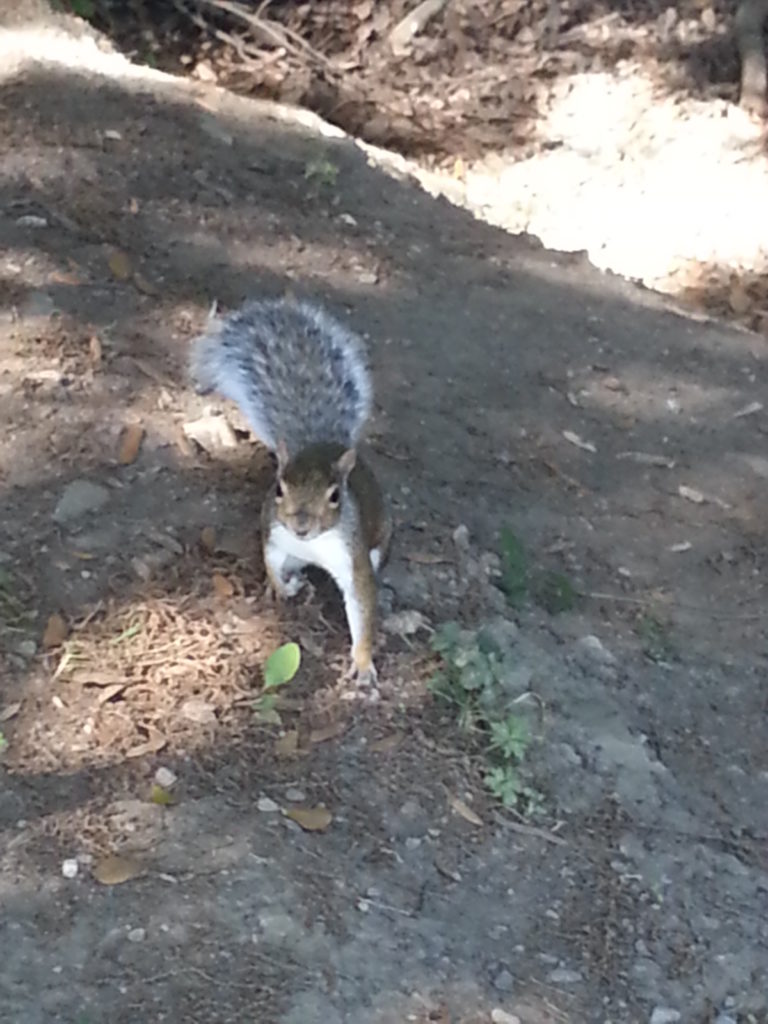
[715,1016,738,1024]
[61,858,79,879]
[257,796,280,813]
[548,967,582,985]
[154,767,177,789]
[53,480,111,524]
[127,927,145,943]
[491,1011,521,1024]
[649,1010,681,1024]
[16,214,48,227]
[575,634,617,668]
[493,968,515,992]
[285,787,305,803]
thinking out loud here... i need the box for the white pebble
[61,858,79,879]
[154,766,177,789]
[650,1010,681,1024]
[285,787,305,803]
[127,927,145,943]
[257,796,279,813]
[491,1011,521,1024]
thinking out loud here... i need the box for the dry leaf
[275,730,299,757]
[117,424,145,465]
[132,271,160,296]
[563,430,597,454]
[729,285,751,315]
[309,720,348,744]
[0,701,21,722]
[212,573,234,598]
[108,249,132,281]
[92,853,142,885]
[89,335,102,366]
[406,552,450,565]
[126,728,167,758]
[285,806,333,832]
[369,731,402,753]
[200,526,216,553]
[96,683,127,705]
[448,793,483,827]
[678,485,705,504]
[43,613,68,649]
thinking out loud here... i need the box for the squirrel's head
[273,441,356,540]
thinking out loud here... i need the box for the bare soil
[1,7,768,1024]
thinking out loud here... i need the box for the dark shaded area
[53,0,750,161]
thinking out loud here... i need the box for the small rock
[548,967,582,985]
[491,1011,521,1024]
[61,858,79,879]
[127,927,145,943]
[285,787,305,803]
[183,413,238,452]
[53,480,111,524]
[715,1016,738,1024]
[649,1009,681,1024]
[180,698,217,725]
[257,796,280,813]
[14,639,37,659]
[452,523,471,550]
[493,968,515,993]
[154,767,177,789]
[575,634,617,668]
[16,214,48,227]
[356,271,378,285]
[405,836,422,850]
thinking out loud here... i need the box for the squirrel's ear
[335,448,357,480]
[276,439,289,473]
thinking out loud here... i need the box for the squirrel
[190,296,392,686]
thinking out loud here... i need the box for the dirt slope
[0,10,767,1024]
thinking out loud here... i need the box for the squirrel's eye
[327,485,340,507]
[275,481,284,501]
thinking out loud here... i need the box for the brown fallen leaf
[96,683,127,705]
[108,249,132,281]
[275,730,299,757]
[89,335,102,366]
[0,701,21,722]
[117,424,145,465]
[43,613,68,650]
[125,728,167,759]
[92,853,142,885]
[729,284,751,315]
[369,731,403,754]
[284,806,333,832]
[200,526,217,553]
[212,573,234,599]
[132,271,160,296]
[448,793,483,828]
[309,720,348,744]
[406,551,451,565]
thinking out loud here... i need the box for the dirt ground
[2,7,768,1024]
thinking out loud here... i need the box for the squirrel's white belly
[268,523,354,585]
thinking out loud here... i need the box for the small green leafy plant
[0,732,7,755]
[498,527,577,615]
[304,156,339,193]
[253,642,301,724]
[429,623,541,815]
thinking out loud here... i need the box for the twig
[194,0,333,69]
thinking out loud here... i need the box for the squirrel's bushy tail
[188,297,373,455]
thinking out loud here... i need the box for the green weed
[429,623,541,815]
[497,528,577,615]
[253,642,301,725]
